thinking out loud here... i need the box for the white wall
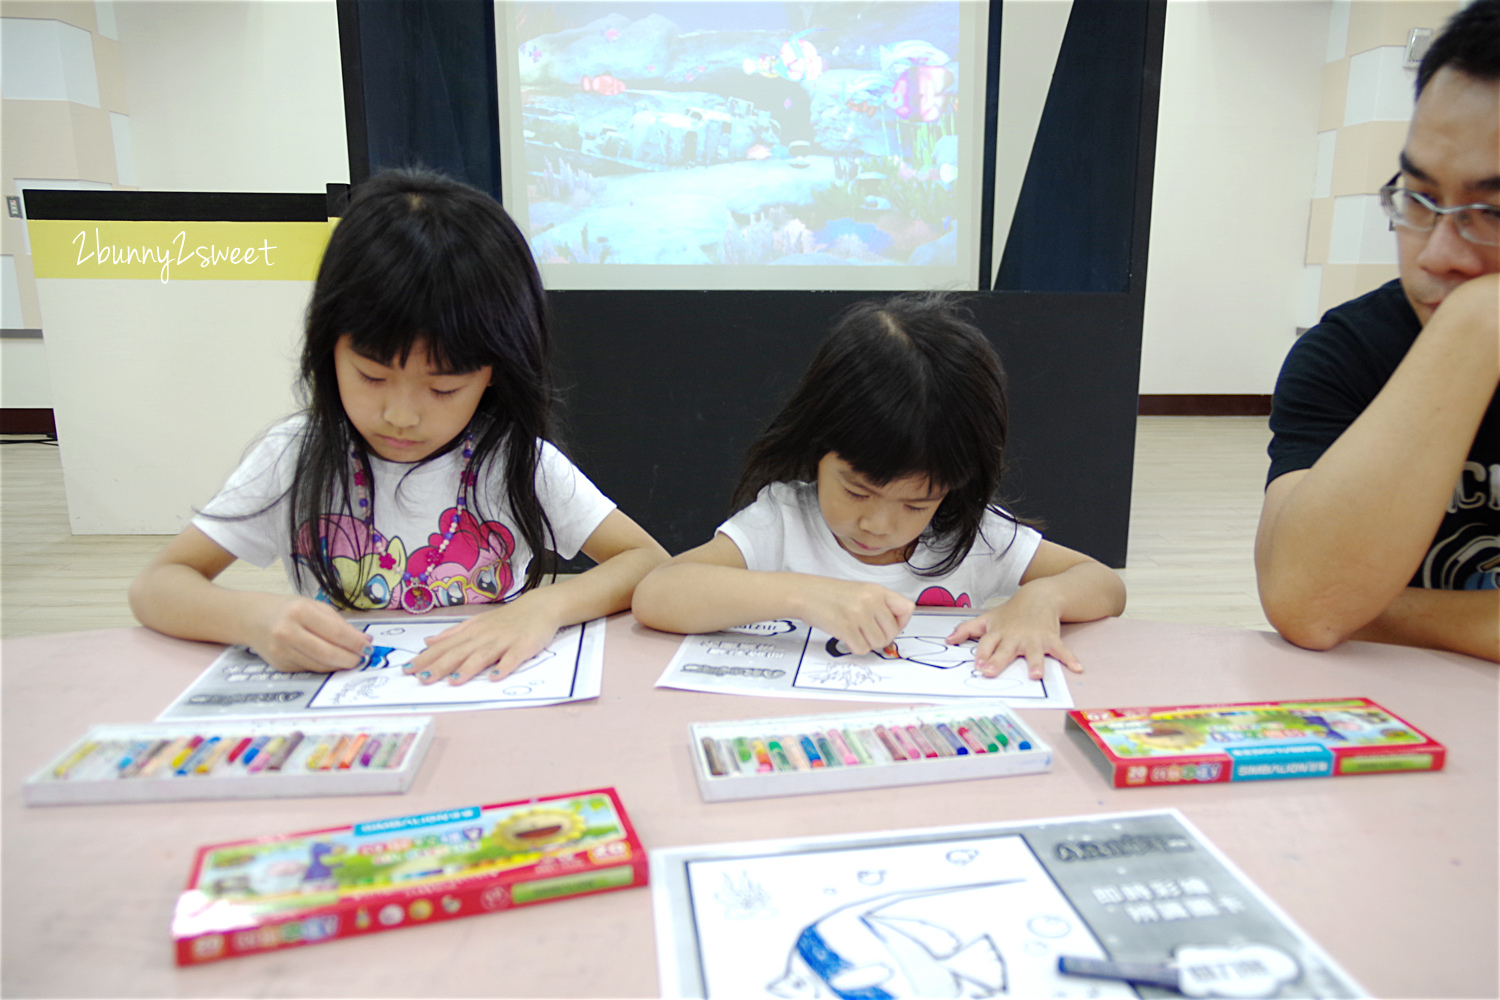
[114,0,347,193]
[1139,0,1330,395]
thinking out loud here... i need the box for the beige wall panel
[92,33,126,113]
[1306,197,1334,265]
[9,247,40,328]
[67,102,115,183]
[1318,262,1399,314]
[1330,119,1408,196]
[0,0,95,31]
[0,100,80,182]
[1320,58,1348,132]
[1345,0,1456,56]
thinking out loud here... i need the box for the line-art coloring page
[656,612,1073,708]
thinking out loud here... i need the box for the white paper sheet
[157,617,604,721]
[654,612,1074,709]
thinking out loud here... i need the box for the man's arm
[1255,274,1499,655]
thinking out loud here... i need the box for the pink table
[2,615,1495,998]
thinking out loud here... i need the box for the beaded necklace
[349,433,474,614]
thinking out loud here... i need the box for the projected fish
[766,883,1012,999]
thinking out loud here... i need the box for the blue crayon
[239,736,271,766]
[990,714,1033,750]
[799,735,825,768]
[934,723,970,755]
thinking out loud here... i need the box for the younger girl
[633,294,1124,679]
[131,169,667,685]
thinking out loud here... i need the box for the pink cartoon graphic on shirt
[404,508,517,608]
[297,508,516,611]
[916,586,971,608]
[297,516,408,610]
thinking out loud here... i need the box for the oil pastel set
[688,702,1051,801]
[173,788,645,965]
[651,809,1366,999]
[22,717,433,805]
[1065,697,1446,788]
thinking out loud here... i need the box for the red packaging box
[1065,697,1445,788]
[172,787,645,965]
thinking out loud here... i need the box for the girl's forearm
[633,562,810,634]
[129,563,274,647]
[1014,562,1126,623]
[518,544,668,628]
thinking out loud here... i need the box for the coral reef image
[511,1,962,268]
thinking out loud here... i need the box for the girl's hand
[797,578,915,655]
[945,593,1082,681]
[406,601,561,686]
[248,594,372,674]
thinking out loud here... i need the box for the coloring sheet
[655,611,1073,709]
[653,810,1365,1000]
[158,617,604,721]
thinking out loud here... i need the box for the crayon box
[172,787,645,965]
[1065,697,1445,788]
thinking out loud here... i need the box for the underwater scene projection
[497,1,984,290]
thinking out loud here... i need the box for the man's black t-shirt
[1268,279,1500,590]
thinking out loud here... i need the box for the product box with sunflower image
[172,787,645,964]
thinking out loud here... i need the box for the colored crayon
[733,737,754,767]
[385,732,417,769]
[934,723,969,756]
[114,739,154,776]
[177,736,219,775]
[303,738,332,771]
[874,725,907,761]
[842,728,874,765]
[359,736,384,767]
[337,733,369,769]
[919,724,953,757]
[169,735,205,771]
[974,716,1008,749]
[892,726,925,760]
[827,729,860,766]
[267,731,304,771]
[766,739,793,772]
[225,736,254,765]
[195,738,233,774]
[239,736,271,767]
[54,740,103,779]
[905,725,940,758]
[141,736,189,778]
[814,734,841,768]
[799,735,825,768]
[121,739,169,778]
[960,720,999,752]
[779,735,810,770]
[371,735,401,768]
[717,739,741,774]
[955,725,990,754]
[249,736,285,773]
[751,739,774,773]
[701,736,728,776]
[991,714,1032,750]
[319,736,350,771]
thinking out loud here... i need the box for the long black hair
[290,167,558,606]
[732,293,1018,576]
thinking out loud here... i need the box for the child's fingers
[973,631,1015,677]
[484,643,539,683]
[1049,641,1085,674]
[945,616,988,645]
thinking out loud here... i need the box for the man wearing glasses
[1256,0,1499,661]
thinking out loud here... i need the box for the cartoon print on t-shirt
[405,508,517,608]
[917,585,971,608]
[297,508,516,610]
[1421,523,1500,591]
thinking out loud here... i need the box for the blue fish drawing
[767,882,1014,999]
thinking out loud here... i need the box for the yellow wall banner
[29,220,333,283]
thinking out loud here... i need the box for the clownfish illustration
[767,882,1013,999]
[580,74,627,96]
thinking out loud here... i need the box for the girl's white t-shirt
[194,416,615,609]
[717,481,1042,610]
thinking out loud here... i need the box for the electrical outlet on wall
[6,196,20,219]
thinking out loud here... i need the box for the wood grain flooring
[0,417,1275,638]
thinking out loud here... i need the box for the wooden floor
[0,417,1274,639]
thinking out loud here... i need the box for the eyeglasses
[1378,173,1500,246]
